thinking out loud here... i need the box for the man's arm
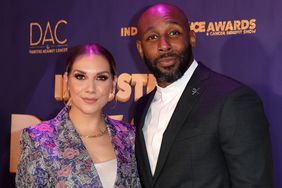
[219,87,273,188]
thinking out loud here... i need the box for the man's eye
[169,30,180,36]
[74,73,85,80]
[147,34,158,41]
[97,75,109,81]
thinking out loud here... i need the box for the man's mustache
[155,53,179,64]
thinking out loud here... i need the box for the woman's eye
[97,75,109,81]
[74,73,85,80]
[169,30,180,36]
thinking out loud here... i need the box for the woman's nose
[85,79,96,93]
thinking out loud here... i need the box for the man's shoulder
[198,62,247,91]
[189,62,262,103]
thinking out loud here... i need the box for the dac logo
[29,19,68,54]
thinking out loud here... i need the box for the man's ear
[189,30,196,48]
[136,40,144,59]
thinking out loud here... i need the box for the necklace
[79,126,108,139]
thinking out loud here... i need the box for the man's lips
[157,56,177,67]
[82,97,97,104]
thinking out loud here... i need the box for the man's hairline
[137,19,190,40]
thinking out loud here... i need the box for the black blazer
[134,63,273,188]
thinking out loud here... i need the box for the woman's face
[67,54,116,116]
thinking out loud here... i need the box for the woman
[16,44,141,187]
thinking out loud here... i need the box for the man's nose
[158,37,172,52]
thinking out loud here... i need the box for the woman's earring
[63,72,71,106]
[108,91,117,109]
[108,91,115,102]
[63,89,71,106]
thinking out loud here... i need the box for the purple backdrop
[1,0,281,187]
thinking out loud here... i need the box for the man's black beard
[144,45,193,84]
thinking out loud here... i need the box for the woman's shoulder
[23,120,56,141]
[106,116,135,133]
[23,107,68,140]
[25,120,54,132]
[18,120,57,154]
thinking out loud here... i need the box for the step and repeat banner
[1,0,281,187]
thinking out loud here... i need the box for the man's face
[136,5,195,87]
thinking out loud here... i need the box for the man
[134,3,273,188]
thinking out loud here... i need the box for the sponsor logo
[120,26,138,37]
[190,19,256,36]
[120,19,257,37]
[29,19,68,54]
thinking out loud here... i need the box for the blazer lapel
[135,89,156,185]
[152,63,210,184]
[55,107,103,187]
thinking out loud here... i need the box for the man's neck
[157,81,172,88]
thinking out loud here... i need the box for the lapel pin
[192,88,200,96]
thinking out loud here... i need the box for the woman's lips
[82,98,97,104]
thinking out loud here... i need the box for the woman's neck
[69,108,105,135]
